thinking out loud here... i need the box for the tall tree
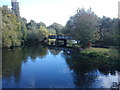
[2,5,22,47]
[64,8,100,47]
[96,16,119,47]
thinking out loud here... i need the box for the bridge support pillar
[55,39,59,45]
[64,39,67,46]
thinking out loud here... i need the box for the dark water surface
[2,45,119,88]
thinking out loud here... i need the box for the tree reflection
[49,49,61,56]
[62,50,119,88]
[2,46,120,88]
[2,45,48,83]
[2,48,23,83]
[23,45,48,59]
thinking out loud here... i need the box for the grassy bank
[81,47,118,58]
[79,47,119,72]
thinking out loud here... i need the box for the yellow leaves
[38,26,49,37]
[2,25,22,47]
[49,33,52,35]
[7,14,11,17]
[3,37,12,47]
[16,22,21,26]
[1,6,23,47]
[26,26,49,42]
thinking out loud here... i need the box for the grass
[81,47,118,58]
[82,47,111,53]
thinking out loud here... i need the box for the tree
[37,22,46,28]
[1,5,50,47]
[26,26,49,43]
[64,8,100,47]
[95,16,119,47]
[109,18,118,46]
[48,23,64,35]
[2,6,22,47]
[26,20,37,30]
[20,17,28,43]
[47,28,56,35]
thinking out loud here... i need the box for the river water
[2,45,119,88]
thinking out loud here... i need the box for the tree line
[1,6,119,48]
[63,8,119,48]
[1,5,64,47]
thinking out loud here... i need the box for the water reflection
[2,45,48,83]
[62,50,119,88]
[49,49,61,56]
[2,45,120,88]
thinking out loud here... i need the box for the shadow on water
[2,45,120,88]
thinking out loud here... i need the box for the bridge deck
[48,35,72,40]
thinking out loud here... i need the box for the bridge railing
[48,35,72,40]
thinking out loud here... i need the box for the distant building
[11,0,20,17]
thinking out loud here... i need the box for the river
[2,45,119,88]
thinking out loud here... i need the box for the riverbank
[80,47,119,58]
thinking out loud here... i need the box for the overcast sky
[0,0,119,26]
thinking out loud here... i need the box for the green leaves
[1,6,50,47]
[64,8,100,47]
[2,6,22,47]
[64,8,119,48]
[26,26,49,43]
[97,17,119,47]
[47,23,64,35]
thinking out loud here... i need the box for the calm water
[2,45,119,88]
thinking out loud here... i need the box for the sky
[0,0,119,26]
